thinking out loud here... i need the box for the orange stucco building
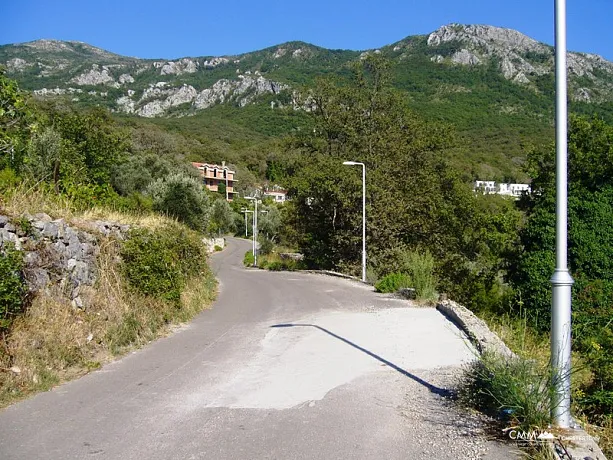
[191,161,236,201]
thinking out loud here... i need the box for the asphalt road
[0,237,520,459]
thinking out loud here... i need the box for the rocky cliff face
[422,24,613,101]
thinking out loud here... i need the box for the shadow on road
[270,323,453,398]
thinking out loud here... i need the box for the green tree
[51,106,129,185]
[111,152,174,196]
[0,70,34,172]
[147,173,211,231]
[209,198,235,236]
[286,55,495,295]
[511,115,613,416]
[25,127,84,192]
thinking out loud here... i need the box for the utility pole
[551,0,573,428]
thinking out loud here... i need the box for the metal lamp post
[343,161,366,282]
[241,208,253,238]
[551,0,573,428]
[245,196,265,266]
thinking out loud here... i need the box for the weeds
[458,351,552,432]
[401,249,438,301]
[0,243,28,331]
[258,252,305,271]
[243,250,255,266]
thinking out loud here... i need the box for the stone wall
[0,213,129,310]
[202,237,225,253]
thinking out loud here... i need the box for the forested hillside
[3,23,613,181]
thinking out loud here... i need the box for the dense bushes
[147,173,211,231]
[375,273,412,293]
[243,250,255,266]
[511,116,613,419]
[120,224,208,303]
[0,244,27,331]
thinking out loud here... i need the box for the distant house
[263,186,288,203]
[498,183,531,197]
[474,180,497,194]
[474,180,531,198]
[191,161,237,201]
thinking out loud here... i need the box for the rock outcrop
[117,75,289,117]
[426,23,613,98]
[71,64,119,87]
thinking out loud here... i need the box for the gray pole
[253,197,258,267]
[245,211,248,237]
[551,0,573,428]
[361,163,366,283]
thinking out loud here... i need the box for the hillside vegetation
[0,70,239,406]
[3,23,613,180]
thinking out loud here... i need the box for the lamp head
[343,161,358,165]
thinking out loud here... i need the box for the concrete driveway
[0,237,519,459]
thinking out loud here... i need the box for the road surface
[0,237,519,459]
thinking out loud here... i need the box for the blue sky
[2,0,612,61]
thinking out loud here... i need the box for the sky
[1,0,612,61]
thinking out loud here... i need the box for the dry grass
[580,417,613,458]
[0,181,173,231]
[0,237,217,408]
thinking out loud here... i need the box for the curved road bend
[0,237,519,459]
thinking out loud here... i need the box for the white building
[474,180,497,194]
[498,183,531,197]
[474,180,531,198]
[263,189,288,203]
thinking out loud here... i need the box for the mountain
[2,24,613,180]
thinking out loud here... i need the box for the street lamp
[240,208,253,238]
[551,0,573,428]
[245,197,258,263]
[245,197,267,267]
[343,161,366,282]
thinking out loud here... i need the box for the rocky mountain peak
[428,24,546,54]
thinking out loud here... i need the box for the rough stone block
[33,213,52,223]
[26,268,50,291]
[24,251,41,267]
[42,221,60,239]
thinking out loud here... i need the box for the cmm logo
[504,428,557,444]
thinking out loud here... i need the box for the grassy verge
[243,249,306,271]
[0,189,217,408]
[458,312,613,457]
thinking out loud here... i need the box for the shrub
[458,351,551,432]
[120,224,207,303]
[0,243,27,331]
[375,272,412,293]
[0,168,20,192]
[259,237,274,255]
[243,250,255,266]
[214,245,223,252]
[401,249,437,301]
